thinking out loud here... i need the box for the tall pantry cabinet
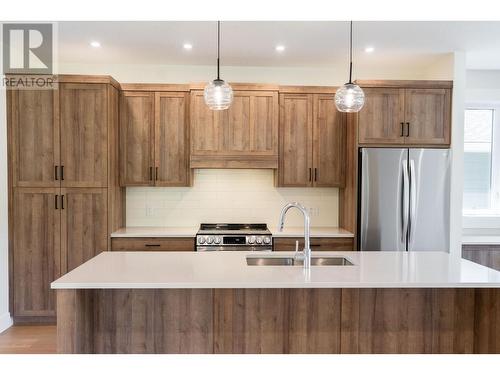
[7,76,125,323]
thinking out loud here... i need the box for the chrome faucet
[278,202,311,269]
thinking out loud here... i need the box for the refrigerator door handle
[409,159,417,245]
[402,160,409,244]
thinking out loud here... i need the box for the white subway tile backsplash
[126,169,339,227]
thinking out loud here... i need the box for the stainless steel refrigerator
[359,148,451,252]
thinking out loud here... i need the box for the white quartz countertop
[51,251,500,289]
[269,226,354,238]
[110,226,354,238]
[111,227,198,237]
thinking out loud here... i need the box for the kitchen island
[51,251,500,354]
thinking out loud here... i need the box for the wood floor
[0,325,56,354]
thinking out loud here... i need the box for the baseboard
[0,311,13,333]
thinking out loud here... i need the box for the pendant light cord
[217,21,220,80]
[348,20,353,84]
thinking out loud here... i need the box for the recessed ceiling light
[275,45,285,52]
[183,43,193,50]
[90,41,101,48]
[365,46,375,53]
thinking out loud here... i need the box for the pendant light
[334,21,365,113]
[204,21,233,110]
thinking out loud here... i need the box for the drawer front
[273,237,354,251]
[111,237,195,251]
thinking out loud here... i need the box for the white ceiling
[57,21,500,69]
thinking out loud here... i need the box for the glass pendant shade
[334,83,365,113]
[204,79,233,110]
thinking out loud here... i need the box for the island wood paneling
[340,288,475,354]
[57,288,500,354]
[474,288,500,353]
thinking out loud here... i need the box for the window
[463,106,500,215]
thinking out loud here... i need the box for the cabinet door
[313,95,346,187]
[190,90,220,154]
[60,83,108,187]
[120,91,155,186]
[278,94,313,187]
[358,88,404,144]
[404,88,451,145]
[155,92,190,186]
[9,89,60,187]
[61,188,108,273]
[218,91,278,155]
[13,188,60,318]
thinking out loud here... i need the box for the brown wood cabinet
[190,90,279,168]
[7,76,124,323]
[120,91,191,186]
[61,188,108,273]
[111,237,195,251]
[277,93,346,187]
[9,89,60,187]
[357,81,452,146]
[155,92,190,186]
[60,83,108,187]
[13,188,61,321]
[273,237,354,251]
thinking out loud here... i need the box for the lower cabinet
[12,187,108,322]
[61,188,108,273]
[13,188,61,322]
[273,237,354,251]
[111,237,195,251]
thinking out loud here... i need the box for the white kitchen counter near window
[51,251,500,289]
[111,226,354,238]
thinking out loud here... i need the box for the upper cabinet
[119,90,191,187]
[120,91,155,186]
[357,81,452,146]
[60,83,108,187]
[277,93,346,188]
[190,89,279,168]
[9,89,60,187]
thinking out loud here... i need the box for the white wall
[463,69,500,238]
[127,170,339,228]
[0,41,13,331]
[449,52,466,260]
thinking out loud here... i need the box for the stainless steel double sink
[246,256,353,266]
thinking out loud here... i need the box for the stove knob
[207,236,214,244]
[197,236,206,244]
[256,236,263,245]
[263,236,271,245]
[248,236,256,244]
[214,236,221,244]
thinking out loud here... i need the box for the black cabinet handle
[400,122,405,137]
[155,167,158,181]
[61,166,64,180]
[55,166,59,181]
[61,195,65,209]
[55,195,58,209]
[145,244,161,247]
[314,168,318,182]
[308,168,312,182]
[406,122,410,137]
[149,167,153,181]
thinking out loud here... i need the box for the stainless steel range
[196,223,273,251]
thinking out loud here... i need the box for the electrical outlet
[146,207,154,217]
